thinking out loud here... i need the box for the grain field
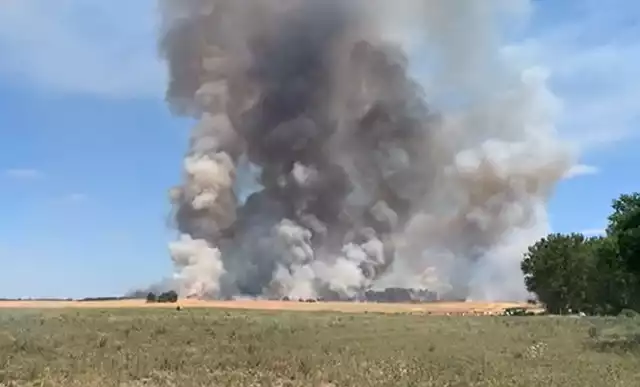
[1,307,638,386]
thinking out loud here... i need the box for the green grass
[0,308,639,386]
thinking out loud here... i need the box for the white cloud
[510,1,640,152]
[0,0,165,98]
[563,164,599,180]
[4,168,43,179]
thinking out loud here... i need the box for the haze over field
[159,0,573,302]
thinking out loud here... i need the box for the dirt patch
[0,299,536,315]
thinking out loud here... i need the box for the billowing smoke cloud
[158,0,573,301]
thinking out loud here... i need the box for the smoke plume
[159,0,573,301]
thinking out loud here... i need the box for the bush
[587,317,640,353]
[619,309,639,318]
[503,307,529,316]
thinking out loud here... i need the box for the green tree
[521,192,640,315]
[606,193,640,309]
[607,193,640,277]
[146,292,157,303]
[521,233,596,314]
[584,236,634,315]
[158,290,179,303]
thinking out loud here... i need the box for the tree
[146,292,157,303]
[606,193,640,310]
[521,233,596,314]
[586,236,635,314]
[521,192,640,315]
[607,193,640,277]
[157,290,179,303]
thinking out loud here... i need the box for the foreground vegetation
[1,308,639,387]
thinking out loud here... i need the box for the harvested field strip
[0,299,536,315]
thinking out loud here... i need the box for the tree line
[521,193,640,315]
[146,290,179,304]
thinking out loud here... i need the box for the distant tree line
[0,298,74,302]
[521,193,640,315]
[146,290,179,304]
[79,296,137,302]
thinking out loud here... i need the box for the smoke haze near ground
[158,0,573,301]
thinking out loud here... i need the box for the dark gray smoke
[159,0,573,301]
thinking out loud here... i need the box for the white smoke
[363,2,570,300]
[158,0,574,301]
[169,234,225,298]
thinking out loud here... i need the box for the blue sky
[0,0,638,298]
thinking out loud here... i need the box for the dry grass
[1,307,639,387]
[0,300,535,315]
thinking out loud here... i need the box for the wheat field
[0,299,536,315]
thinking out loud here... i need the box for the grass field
[1,305,639,387]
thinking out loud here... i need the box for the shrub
[619,309,639,318]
